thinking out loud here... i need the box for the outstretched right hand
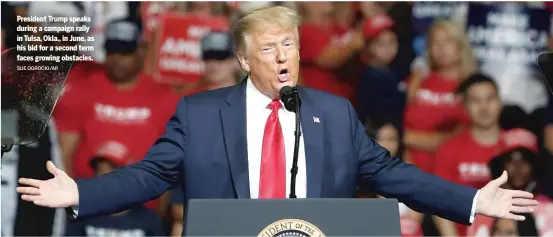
[17,161,79,208]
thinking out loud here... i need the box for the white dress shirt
[246,79,307,199]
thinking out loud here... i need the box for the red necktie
[259,100,286,199]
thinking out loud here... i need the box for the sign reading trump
[154,13,229,84]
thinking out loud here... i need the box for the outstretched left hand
[476,171,539,221]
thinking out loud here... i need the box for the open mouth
[278,68,289,82]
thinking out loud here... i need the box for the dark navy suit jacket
[76,80,478,225]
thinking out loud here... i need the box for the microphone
[279,86,301,113]
[279,86,301,199]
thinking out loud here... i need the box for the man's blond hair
[232,6,301,54]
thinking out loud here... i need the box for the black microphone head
[279,86,301,112]
[279,86,293,98]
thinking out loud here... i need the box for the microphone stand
[289,93,301,199]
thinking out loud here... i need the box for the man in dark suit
[18,6,537,229]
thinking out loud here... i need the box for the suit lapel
[220,80,250,199]
[298,87,325,198]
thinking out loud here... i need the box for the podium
[184,198,402,236]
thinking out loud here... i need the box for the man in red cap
[357,13,405,123]
[64,141,166,236]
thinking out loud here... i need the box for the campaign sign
[411,2,465,56]
[466,3,550,70]
[466,3,551,112]
[154,13,229,84]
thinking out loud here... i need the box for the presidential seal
[257,219,326,237]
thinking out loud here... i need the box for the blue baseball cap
[104,19,143,54]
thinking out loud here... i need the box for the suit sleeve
[170,184,185,205]
[348,100,478,225]
[147,211,167,236]
[75,98,189,218]
[64,220,84,236]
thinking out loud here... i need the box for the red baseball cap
[501,128,538,154]
[362,14,395,40]
[487,128,542,180]
[89,140,132,168]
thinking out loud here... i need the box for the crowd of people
[1,1,553,237]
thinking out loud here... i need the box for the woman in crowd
[402,20,477,236]
[403,19,477,171]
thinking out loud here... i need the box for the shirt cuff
[72,206,79,219]
[470,190,480,224]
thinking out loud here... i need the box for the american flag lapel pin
[313,117,320,123]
